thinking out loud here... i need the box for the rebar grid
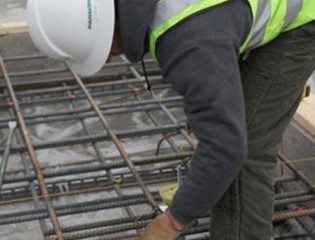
[0,44,314,240]
[0,51,194,240]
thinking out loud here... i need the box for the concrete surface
[0,0,26,23]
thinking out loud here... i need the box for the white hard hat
[27,0,115,76]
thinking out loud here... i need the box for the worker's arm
[165,38,246,224]
[155,1,251,226]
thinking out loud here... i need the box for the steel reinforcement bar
[0,51,314,240]
[0,56,65,239]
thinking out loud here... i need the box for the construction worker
[27,0,315,239]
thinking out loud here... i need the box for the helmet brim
[67,0,115,76]
[27,0,115,77]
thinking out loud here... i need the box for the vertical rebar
[67,65,158,210]
[120,55,197,150]
[278,153,315,193]
[0,121,16,191]
[61,81,137,218]
[6,104,49,235]
[0,56,64,240]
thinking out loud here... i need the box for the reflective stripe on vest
[284,0,304,30]
[149,0,315,60]
[149,0,229,60]
[245,0,304,50]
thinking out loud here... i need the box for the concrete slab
[0,0,26,23]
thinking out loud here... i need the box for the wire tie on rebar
[114,177,123,185]
[56,182,69,193]
[141,58,152,94]
[155,131,181,156]
[179,145,185,154]
[132,86,140,96]
[57,183,65,194]
[7,100,13,107]
[153,205,163,218]
[183,156,191,165]
[295,207,306,213]
[69,95,76,102]
[158,94,163,104]
[158,204,168,213]
[178,146,190,164]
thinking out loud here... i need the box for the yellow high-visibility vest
[149,0,315,60]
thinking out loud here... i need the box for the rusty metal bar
[278,153,315,193]
[120,55,197,150]
[68,64,159,210]
[62,80,138,225]
[8,76,161,98]
[0,49,314,240]
[5,103,49,234]
[273,207,315,222]
[0,56,64,240]
[0,96,182,127]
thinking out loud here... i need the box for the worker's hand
[139,210,184,240]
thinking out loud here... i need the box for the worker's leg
[210,21,315,240]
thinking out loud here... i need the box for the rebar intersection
[0,49,314,240]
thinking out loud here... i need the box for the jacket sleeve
[116,0,158,62]
[155,2,251,223]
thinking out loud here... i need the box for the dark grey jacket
[117,0,252,225]
[117,0,158,62]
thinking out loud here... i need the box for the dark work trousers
[210,21,315,240]
[155,0,315,239]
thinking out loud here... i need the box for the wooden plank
[0,21,28,36]
[294,93,315,137]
